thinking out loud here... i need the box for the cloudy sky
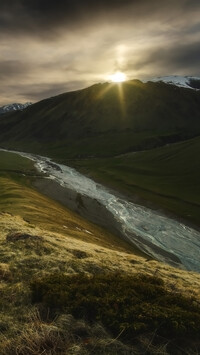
[0,0,200,105]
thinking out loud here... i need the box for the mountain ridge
[0,80,200,158]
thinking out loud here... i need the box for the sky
[0,0,200,105]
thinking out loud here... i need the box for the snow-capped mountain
[143,76,200,90]
[0,102,32,115]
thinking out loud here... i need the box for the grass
[0,150,35,172]
[0,151,137,253]
[1,212,200,354]
[30,272,200,351]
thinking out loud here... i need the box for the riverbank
[63,138,200,230]
[33,176,183,269]
[33,177,145,256]
[74,164,200,233]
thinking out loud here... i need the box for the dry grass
[1,212,200,296]
[1,212,200,354]
[0,174,137,254]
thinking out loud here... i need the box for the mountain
[0,79,200,225]
[143,75,200,90]
[0,102,32,115]
[0,80,200,158]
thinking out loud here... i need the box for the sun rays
[96,75,143,119]
[109,71,127,83]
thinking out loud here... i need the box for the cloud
[0,60,31,80]
[0,0,200,104]
[128,42,200,76]
[0,0,135,37]
[0,81,87,105]
[0,0,199,37]
[20,81,87,101]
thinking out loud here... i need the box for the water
[2,149,200,272]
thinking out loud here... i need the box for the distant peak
[142,75,200,90]
[0,102,32,115]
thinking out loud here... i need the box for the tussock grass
[1,212,200,354]
[31,272,200,344]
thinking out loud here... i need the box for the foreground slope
[1,152,200,354]
[0,80,200,158]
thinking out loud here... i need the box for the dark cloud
[130,42,200,76]
[185,0,200,9]
[20,81,87,102]
[0,60,31,80]
[0,0,134,36]
[0,0,199,37]
[0,81,87,105]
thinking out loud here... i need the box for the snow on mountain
[142,76,200,90]
[0,102,32,115]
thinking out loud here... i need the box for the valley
[2,148,199,272]
[1,79,200,354]
[0,80,199,228]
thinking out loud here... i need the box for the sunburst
[109,71,127,83]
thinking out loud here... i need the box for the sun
[109,71,127,83]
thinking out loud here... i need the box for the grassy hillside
[0,81,200,158]
[67,136,200,227]
[1,151,200,354]
[0,151,135,252]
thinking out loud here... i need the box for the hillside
[1,151,200,354]
[0,80,200,158]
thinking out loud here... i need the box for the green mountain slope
[0,80,200,158]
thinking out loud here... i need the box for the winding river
[2,149,200,272]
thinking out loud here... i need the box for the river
[2,149,200,272]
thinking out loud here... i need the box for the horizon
[1,74,200,106]
[1,1,200,105]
